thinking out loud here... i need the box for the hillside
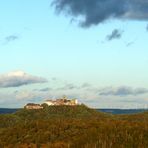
[14,104,109,120]
[0,105,110,130]
[0,105,148,148]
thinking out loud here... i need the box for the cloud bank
[52,0,148,27]
[0,82,148,108]
[99,86,148,96]
[0,71,47,88]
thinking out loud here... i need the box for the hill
[14,104,109,120]
[0,105,148,148]
[0,105,110,131]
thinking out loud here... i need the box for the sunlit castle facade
[24,103,43,110]
[24,96,78,109]
[44,100,55,106]
[44,97,78,106]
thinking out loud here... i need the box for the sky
[0,0,148,108]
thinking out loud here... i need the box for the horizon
[0,0,148,109]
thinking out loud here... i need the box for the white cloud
[0,71,47,88]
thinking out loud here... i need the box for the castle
[24,96,78,109]
[44,98,78,106]
[24,103,43,110]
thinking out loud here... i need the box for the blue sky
[0,0,148,108]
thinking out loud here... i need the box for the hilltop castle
[24,96,78,109]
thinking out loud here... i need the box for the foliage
[0,105,148,147]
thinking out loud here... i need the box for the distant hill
[98,108,148,114]
[0,108,19,114]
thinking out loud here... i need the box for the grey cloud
[51,77,58,81]
[50,77,92,90]
[55,82,92,90]
[52,0,148,27]
[65,83,78,89]
[126,41,134,47]
[0,71,47,88]
[146,24,148,31]
[4,35,19,43]
[106,29,123,41]
[15,90,44,101]
[57,83,78,90]
[34,87,52,92]
[39,88,51,92]
[99,86,148,96]
[81,83,92,88]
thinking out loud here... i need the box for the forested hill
[0,105,109,129]
[15,104,109,119]
[0,105,148,147]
